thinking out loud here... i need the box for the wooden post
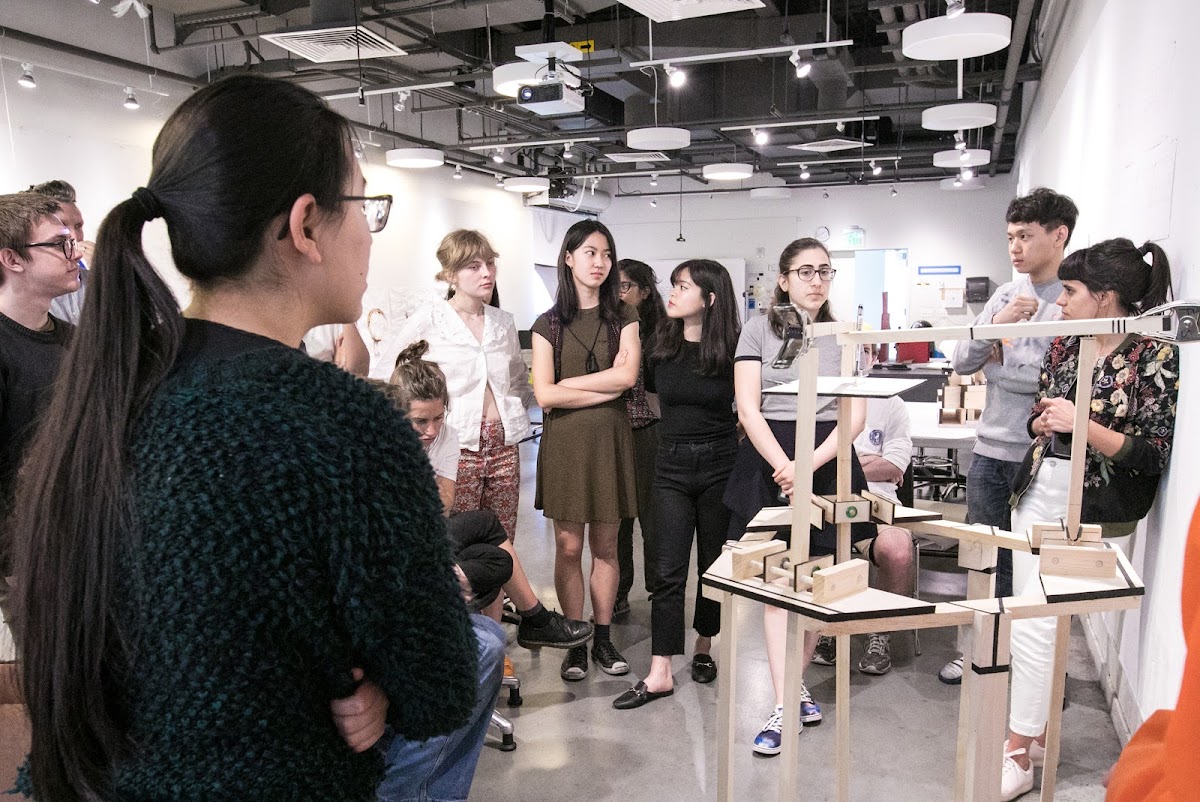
[716,592,738,802]
[835,342,857,564]
[778,611,806,801]
[789,348,820,567]
[836,632,851,802]
[961,609,1013,800]
[1039,616,1072,801]
[1066,337,1099,533]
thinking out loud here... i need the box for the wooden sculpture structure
[701,303,1199,802]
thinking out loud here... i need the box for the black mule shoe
[612,680,674,710]
[691,654,718,684]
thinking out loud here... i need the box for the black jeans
[650,435,738,656]
[618,422,660,598]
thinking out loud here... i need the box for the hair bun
[395,339,430,369]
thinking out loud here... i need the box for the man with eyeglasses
[0,192,80,651]
[23,180,92,325]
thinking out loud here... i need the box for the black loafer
[691,654,717,684]
[612,680,674,710]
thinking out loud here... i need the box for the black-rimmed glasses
[619,281,635,292]
[24,238,79,261]
[342,195,393,233]
[785,267,837,282]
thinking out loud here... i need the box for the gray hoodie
[952,275,1063,463]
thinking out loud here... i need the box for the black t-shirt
[174,318,292,371]
[646,341,736,444]
[0,312,74,495]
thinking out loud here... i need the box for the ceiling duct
[260,0,407,63]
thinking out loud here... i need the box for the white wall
[599,175,1017,326]
[1011,0,1200,740]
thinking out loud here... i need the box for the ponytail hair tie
[132,187,163,221]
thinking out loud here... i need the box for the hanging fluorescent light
[799,165,811,180]
[923,103,997,131]
[703,163,753,181]
[789,51,811,79]
[627,127,691,151]
[664,64,686,88]
[870,160,882,176]
[934,148,990,168]
[946,0,966,18]
[503,176,551,193]
[386,148,445,168]
[452,165,463,180]
[123,86,139,110]
[17,64,35,89]
[902,11,1011,61]
[753,128,769,146]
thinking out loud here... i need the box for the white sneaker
[939,656,964,684]
[1001,748,1035,801]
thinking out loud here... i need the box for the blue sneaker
[752,706,785,756]
[800,684,822,725]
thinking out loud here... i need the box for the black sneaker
[560,645,588,681]
[811,635,836,666]
[517,611,594,650]
[591,639,630,675]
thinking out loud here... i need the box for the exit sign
[570,39,596,53]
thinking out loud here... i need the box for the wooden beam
[1066,336,1099,532]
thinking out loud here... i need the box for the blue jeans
[377,614,504,802]
[965,453,1022,597]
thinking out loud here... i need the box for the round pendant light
[902,13,1012,61]
[502,176,551,193]
[492,61,542,98]
[627,127,691,151]
[922,102,997,131]
[702,163,753,181]
[750,187,792,200]
[933,148,991,168]
[386,148,445,168]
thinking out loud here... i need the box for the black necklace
[565,318,603,374]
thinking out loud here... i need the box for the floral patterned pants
[451,419,521,540]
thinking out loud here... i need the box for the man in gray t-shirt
[939,188,1079,685]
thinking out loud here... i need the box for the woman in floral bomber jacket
[999,238,1179,801]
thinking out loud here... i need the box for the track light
[961,166,975,180]
[799,165,810,180]
[495,174,504,187]
[353,142,365,161]
[563,142,576,160]
[17,64,35,89]
[954,130,966,150]
[123,87,139,110]
[664,64,686,88]
[870,160,882,176]
[453,165,463,180]
[789,51,811,79]
[650,173,658,187]
[822,190,830,199]
[946,0,966,18]
[650,199,657,208]
[394,90,410,112]
[959,149,970,162]
[753,128,769,146]
[953,176,963,187]
[891,186,898,197]
[836,120,846,133]
[491,148,504,164]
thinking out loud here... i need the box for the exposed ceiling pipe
[989,0,1037,175]
[0,24,200,87]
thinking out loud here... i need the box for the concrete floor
[472,442,1118,801]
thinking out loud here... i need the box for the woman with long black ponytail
[10,76,476,800]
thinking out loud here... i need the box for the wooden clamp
[1029,521,1103,550]
[1040,539,1117,579]
[814,494,870,524]
[730,540,788,580]
[810,558,869,604]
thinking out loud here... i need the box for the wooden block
[1029,521,1102,549]
[958,540,999,572]
[811,558,869,604]
[939,408,960,424]
[812,494,835,523]
[948,372,969,386]
[1039,540,1117,578]
[941,385,963,408]
[963,385,987,411]
[833,495,869,524]
[731,540,788,580]
[862,490,897,524]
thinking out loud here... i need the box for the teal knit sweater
[107,347,477,800]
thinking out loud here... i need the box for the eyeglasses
[24,238,78,261]
[619,281,635,292]
[341,195,393,234]
[785,267,837,282]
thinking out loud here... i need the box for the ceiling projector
[517,80,585,116]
